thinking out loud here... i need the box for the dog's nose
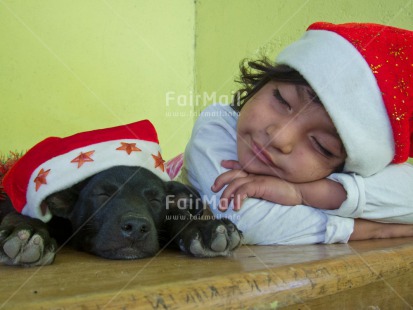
[120,216,151,240]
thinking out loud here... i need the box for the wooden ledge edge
[21,243,413,309]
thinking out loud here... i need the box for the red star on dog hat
[2,120,170,222]
[277,22,413,177]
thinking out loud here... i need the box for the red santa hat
[2,120,170,222]
[276,22,413,177]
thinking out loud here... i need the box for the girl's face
[237,81,346,183]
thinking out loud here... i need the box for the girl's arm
[298,179,347,209]
[215,159,413,225]
[214,160,346,211]
[350,219,413,240]
[326,163,413,223]
[212,162,413,240]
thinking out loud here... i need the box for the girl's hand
[220,160,243,170]
[212,162,303,211]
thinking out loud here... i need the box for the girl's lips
[251,141,274,166]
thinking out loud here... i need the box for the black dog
[0,166,242,267]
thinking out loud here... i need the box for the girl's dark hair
[231,57,320,111]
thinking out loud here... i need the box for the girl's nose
[266,123,297,154]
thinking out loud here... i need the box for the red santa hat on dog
[2,120,170,222]
[276,22,413,176]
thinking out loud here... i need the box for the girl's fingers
[212,169,247,192]
[221,160,242,170]
[218,177,251,211]
[232,191,248,211]
[232,182,259,211]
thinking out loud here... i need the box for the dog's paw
[0,223,57,267]
[179,218,242,257]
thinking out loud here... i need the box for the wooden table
[1,237,413,309]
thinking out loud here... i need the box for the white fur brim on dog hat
[2,120,170,222]
[276,22,413,177]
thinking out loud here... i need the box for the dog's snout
[120,216,151,239]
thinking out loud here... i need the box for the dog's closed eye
[143,189,163,204]
[95,192,113,205]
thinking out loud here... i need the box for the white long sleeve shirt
[184,104,413,244]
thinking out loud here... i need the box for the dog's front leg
[163,208,242,257]
[0,212,57,267]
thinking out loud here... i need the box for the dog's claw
[0,224,56,266]
[2,233,45,264]
[229,231,242,250]
[40,251,56,266]
[211,226,228,252]
[20,234,43,263]
[18,230,30,241]
[3,229,33,259]
[3,236,22,259]
[189,237,205,256]
[183,220,242,258]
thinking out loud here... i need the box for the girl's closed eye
[310,136,335,158]
[273,89,292,111]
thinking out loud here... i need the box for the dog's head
[42,165,202,259]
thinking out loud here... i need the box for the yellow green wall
[0,0,195,159]
[1,0,412,162]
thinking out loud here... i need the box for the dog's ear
[166,181,205,216]
[43,187,79,218]
[42,180,88,218]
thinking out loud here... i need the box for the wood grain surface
[1,238,413,309]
